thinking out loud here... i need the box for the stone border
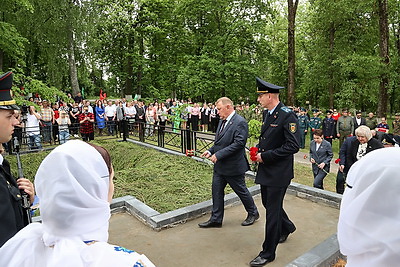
[118,139,346,266]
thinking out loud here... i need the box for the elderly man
[0,72,35,247]
[198,97,259,228]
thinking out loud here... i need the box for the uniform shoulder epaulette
[280,106,291,113]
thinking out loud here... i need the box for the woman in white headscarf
[0,140,155,267]
[338,147,400,266]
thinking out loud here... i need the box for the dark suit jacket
[0,159,26,247]
[255,102,300,187]
[346,138,384,172]
[208,112,249,176]
[353,117,366,134]
[309,139,333,174]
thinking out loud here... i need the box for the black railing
[5,120,216,156]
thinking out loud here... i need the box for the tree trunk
[328,23,335,109]
[0,50,3,71]
[125,35,134,97]
[377,0,389,117]
[287,0,299,106]
[68,28,80,96]
[136,32,144,97]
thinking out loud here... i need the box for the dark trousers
[338,130,351,148]
[210,172,258,223]
[191,115,199,131]
[336,170,346,194]
[106,117,115,135]
[299,129,307,149]
[81,132,94,142]
[313,168,328,189]
[259,185,295,260]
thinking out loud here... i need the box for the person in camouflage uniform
[365,112,377,130]
[336,109,354,148]
[392,113,400,136]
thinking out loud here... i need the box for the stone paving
[109,193,339,267]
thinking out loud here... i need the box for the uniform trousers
[259,185,295,260]
[210,172,257,223]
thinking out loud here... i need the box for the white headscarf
[338,147,400,267]
[0,140,155,267]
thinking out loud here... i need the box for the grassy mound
[6,139,336,213]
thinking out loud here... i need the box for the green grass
[6,139,335,213]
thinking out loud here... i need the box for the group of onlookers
[297,107,400,193]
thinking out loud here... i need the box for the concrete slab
[109,194,339,267]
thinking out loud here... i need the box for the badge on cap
[289,123,297,133]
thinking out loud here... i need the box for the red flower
[335,158,341,164]
[250,147,258,161]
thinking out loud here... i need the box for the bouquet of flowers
[249,146,259,172]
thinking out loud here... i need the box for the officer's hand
[339,165,344,173]
[17,178,35,204]
[310,158,316,164]
[318,162,325,169]
[210,154,218,163]
[255,153,263,163]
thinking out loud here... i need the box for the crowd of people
[3,70,400,266]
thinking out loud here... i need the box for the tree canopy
[1,0,399,115]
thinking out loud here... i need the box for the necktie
[219,120,227,134]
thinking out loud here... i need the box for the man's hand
[255,153,263,163]
[17,178,35,204]
[310,158,316,164]
[210,154,218,163]
[339,165,345,172]
[201,151,211,158]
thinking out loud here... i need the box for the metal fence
[4,120,216,156]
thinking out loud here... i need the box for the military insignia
[289,123,297,133]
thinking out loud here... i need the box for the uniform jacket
[337,116,354,133]
[297,115,309,130]
[322,117,335,137]
[346,138,384,172]
[309,140,333,174]
[208,112,249,176]
[0,159,26,247]
[256,102,300,187]
[309,116,322,130]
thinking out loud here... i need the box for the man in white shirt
[104,101,116,135]
[26,106,42,149]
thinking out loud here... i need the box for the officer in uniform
[249,77,300,267]
[0,72,35,247]
[297,107,308,149]
[322,110,335,145]
[309,109,322,141]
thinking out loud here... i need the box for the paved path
[109,194,339,267]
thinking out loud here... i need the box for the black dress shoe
[278,234,289,243]
[241,213,260,226]
[198,220,222,228]
[279,227,296,243]
[249,256,274,266]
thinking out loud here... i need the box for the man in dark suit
[353,110,366,135]
[249,77,300,267]
[198,97,259,228]
[0,72,35,247]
